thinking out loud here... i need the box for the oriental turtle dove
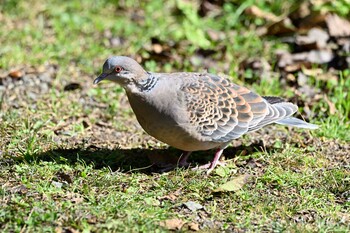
[94,56,318,174]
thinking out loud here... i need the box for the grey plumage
[94,56,318,173]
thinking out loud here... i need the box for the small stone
[51,181,63,188]
[183,201,204,212]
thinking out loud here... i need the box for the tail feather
[276,117,319,129]
[262,96,286,104]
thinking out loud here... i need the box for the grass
[1,0,349,232]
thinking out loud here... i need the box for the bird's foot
[192,160,226,175]
[192,148,225,174]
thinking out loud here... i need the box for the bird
[94,56,318,174]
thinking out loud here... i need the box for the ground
[0,0,349,232]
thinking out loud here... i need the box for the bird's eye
[115,66,123,73]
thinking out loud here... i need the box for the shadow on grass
[28,141,272,174]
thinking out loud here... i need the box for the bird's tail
[275,117,319,129]
[262,96,319,130]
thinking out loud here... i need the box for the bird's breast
[125,91,219,151]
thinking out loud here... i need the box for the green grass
[1,0,349,232]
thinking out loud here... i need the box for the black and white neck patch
[138,73,159,92]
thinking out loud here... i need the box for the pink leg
[206,148,224,174]
[193,148,225,174]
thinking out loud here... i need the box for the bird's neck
[137,72,159,91]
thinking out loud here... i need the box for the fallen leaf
[159,218,184,230]
[326,14,350,37]
[266,18,296,36]
[188,222,199,231]
[301,67,323,77]
[215,166,230,177]
[213,174,250,192]
[158,193,177,201]
[299,12,327,31]
[9,70,23,79]
[183,201,204,212]
[245,5,280,22]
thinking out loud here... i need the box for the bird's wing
[180,73,268,142]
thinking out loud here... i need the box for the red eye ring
[115,66,123,73]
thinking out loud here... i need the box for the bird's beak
[93,73,108,84]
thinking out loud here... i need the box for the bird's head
[94,56,146,86]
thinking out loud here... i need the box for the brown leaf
[298,12,327,31]
[9,70,23,79]
[266,18,296,36]
[302,67,323,77]
[159,218,184,230]
[326,14,350,37]
[188,222,200,231]
[245,5,280,22]
[213,174,250,192]
[158,193,177,201]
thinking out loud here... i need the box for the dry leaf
[326,14,350,37]
[188,222,200,231]
[183,201,203,212]
[299,12,327,31]
[301,67,323,77]
[266,18,296,36]
[158,193,177,201]
[245,5,280,22]
[213,174,250,192]
[160,218,184,230]
[9,70,23,79]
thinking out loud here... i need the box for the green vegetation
[0,0,349,232]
